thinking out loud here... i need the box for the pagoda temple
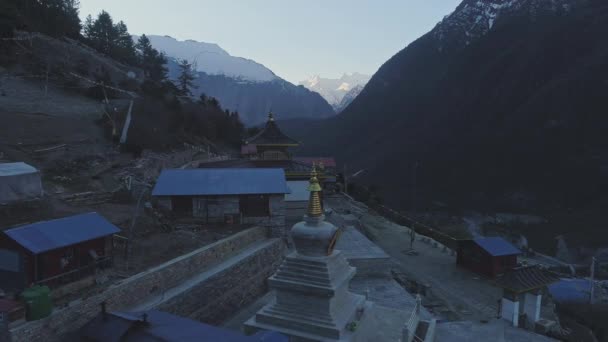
[243,112,299,161]
[201,111,329,182]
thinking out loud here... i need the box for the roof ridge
[5,211,99,231]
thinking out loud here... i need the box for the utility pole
[412,161,419,211]
[44,62,49,99]
[343,163,348,195]
[590,257,596,305]
[125,184,151,271]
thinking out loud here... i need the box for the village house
[457,237,521,278]
[495,266,559,329]
[152,168,289,237]
[0,212,120,292]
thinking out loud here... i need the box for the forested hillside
[0,0,245,151]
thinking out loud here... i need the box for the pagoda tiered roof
[245,112,299,146]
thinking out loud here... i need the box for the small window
[240,195,270,217]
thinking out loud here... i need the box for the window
[240,195,270,217]
[61,248,75,269]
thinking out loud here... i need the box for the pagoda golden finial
[307,164,323,217]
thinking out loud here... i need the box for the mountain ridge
[134,35,277,82]
[286,0,608,211]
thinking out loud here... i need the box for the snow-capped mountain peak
[134,35,277,82]
[337,82,351,91]
[299,73,371,111]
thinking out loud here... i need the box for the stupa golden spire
[307,164,323,217]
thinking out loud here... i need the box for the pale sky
[79,0,461,84]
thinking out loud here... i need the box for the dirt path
[326,196,502,321]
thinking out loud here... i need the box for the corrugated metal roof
[4,212,120,254]
[474,237,521,256]
[285,181,309,202]
[548,278,591,304]
[81,310,287,342]
[152,168,289,196]
[0,162,38,177]
[294,157,337,168]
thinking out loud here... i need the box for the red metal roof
[241,144,257,155]
[294,157,337,168]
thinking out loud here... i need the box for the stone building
[152,168,289,238]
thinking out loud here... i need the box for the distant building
[284,180,310,220]
[457,237,521,278]
[213,112,334,185]
[495,266,559,328]
[0,212,120,292]
[293,157,337,190]
[244,112,299,161]
[0,162,43,204]
[80,308,287,342]
[152,168,289,237]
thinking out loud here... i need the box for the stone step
[273,274,331,287]
[284,257,328,268]
[278,264,329,277]
[256,312,340,339]
[276,270,331,284]
[263,306,334,325]
[280,260,330,273]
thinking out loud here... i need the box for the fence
[365,200,460,250]
[35,256,113,288]
[402,295,422,342]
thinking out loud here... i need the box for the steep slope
[288,0,608,211]
[300,73,370,111]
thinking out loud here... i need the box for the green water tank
[21,285,52,321]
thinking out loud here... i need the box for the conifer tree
[176,59,196,96]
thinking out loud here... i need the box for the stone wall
[242,195,286,240]
[154,238,285,325]
[10,226,279,342]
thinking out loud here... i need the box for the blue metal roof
[548,278,591,304]
[4,212,120,254]
[152,168,289,196]
[474,237,521,257]
[119,310,288,342]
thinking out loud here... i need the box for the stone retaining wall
[10,226,275,342]
[156,239,285,325]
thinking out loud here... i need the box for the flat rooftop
[435,320,557,341]
[335,225,389,260]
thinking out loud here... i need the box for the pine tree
[176,59,196,96]
[136,34,167,82]
[113,21,137,64]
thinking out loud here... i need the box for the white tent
[0,162,43,204]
